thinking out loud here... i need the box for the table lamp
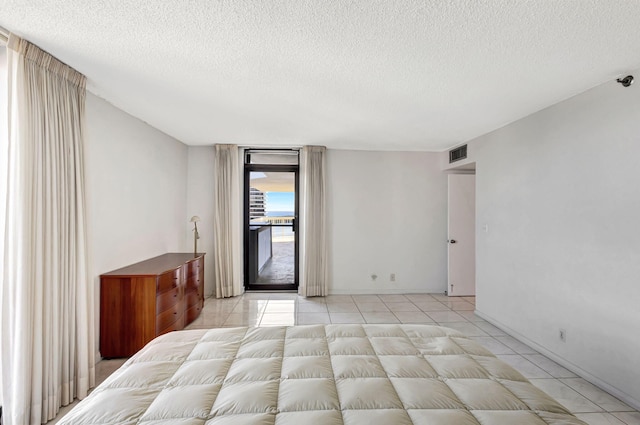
[190,216,200,255]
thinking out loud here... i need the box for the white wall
[186,146,216,296]
[327,149,448,294]
[468,73,640,407]
[84,93,189,354]
[185,148,449,296]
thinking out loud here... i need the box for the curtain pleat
[212,144,244,298]
[1,34,95,425]
[299,146,328,297]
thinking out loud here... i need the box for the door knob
[448,239,457,244]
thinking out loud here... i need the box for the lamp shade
[190,216,201,223]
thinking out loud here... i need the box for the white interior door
[448,174,476,296]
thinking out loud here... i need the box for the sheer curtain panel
[0,40,8,413]
[299,146,328,297]
[212,144,244,298]
[1,34,95,424]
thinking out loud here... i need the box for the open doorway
[243,150,299,291]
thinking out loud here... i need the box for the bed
[59,324,587,425]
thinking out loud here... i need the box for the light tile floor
[51,292,640,425]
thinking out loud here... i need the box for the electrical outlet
[390,273,396,282]
[559,329,566,342]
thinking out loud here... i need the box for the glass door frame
[243,162,299,291]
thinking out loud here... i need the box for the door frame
[243,163,300,291]
[447,172,476,297]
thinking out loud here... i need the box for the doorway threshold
[244,289,298,293]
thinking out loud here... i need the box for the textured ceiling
[2,1,640,151]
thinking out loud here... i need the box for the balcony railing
[248,216,295,284]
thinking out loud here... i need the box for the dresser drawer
[156,286,181,313]
[185,302,203,324]
[157,268,180,292]
[157,319,182,337]
[156,302,181,332]
[185,289,202,308]
[185,275,201,291]
[186,258,201,278]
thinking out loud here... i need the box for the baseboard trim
[328,287,446,295]
[474,310,640,411]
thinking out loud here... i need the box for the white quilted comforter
[60,324,586,425]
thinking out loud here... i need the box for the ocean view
[266,211,294,217]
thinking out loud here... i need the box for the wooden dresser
[100,253,205,358]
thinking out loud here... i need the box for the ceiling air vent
[449,145,467,163]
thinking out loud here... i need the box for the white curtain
[0,41,8,413]
[212,144,244,298]
[299,145,328,297]
[1,34,95,424]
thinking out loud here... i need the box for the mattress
[59,324,587,425]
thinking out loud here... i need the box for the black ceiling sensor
[449,145,467,163]
[616,75,634,87]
